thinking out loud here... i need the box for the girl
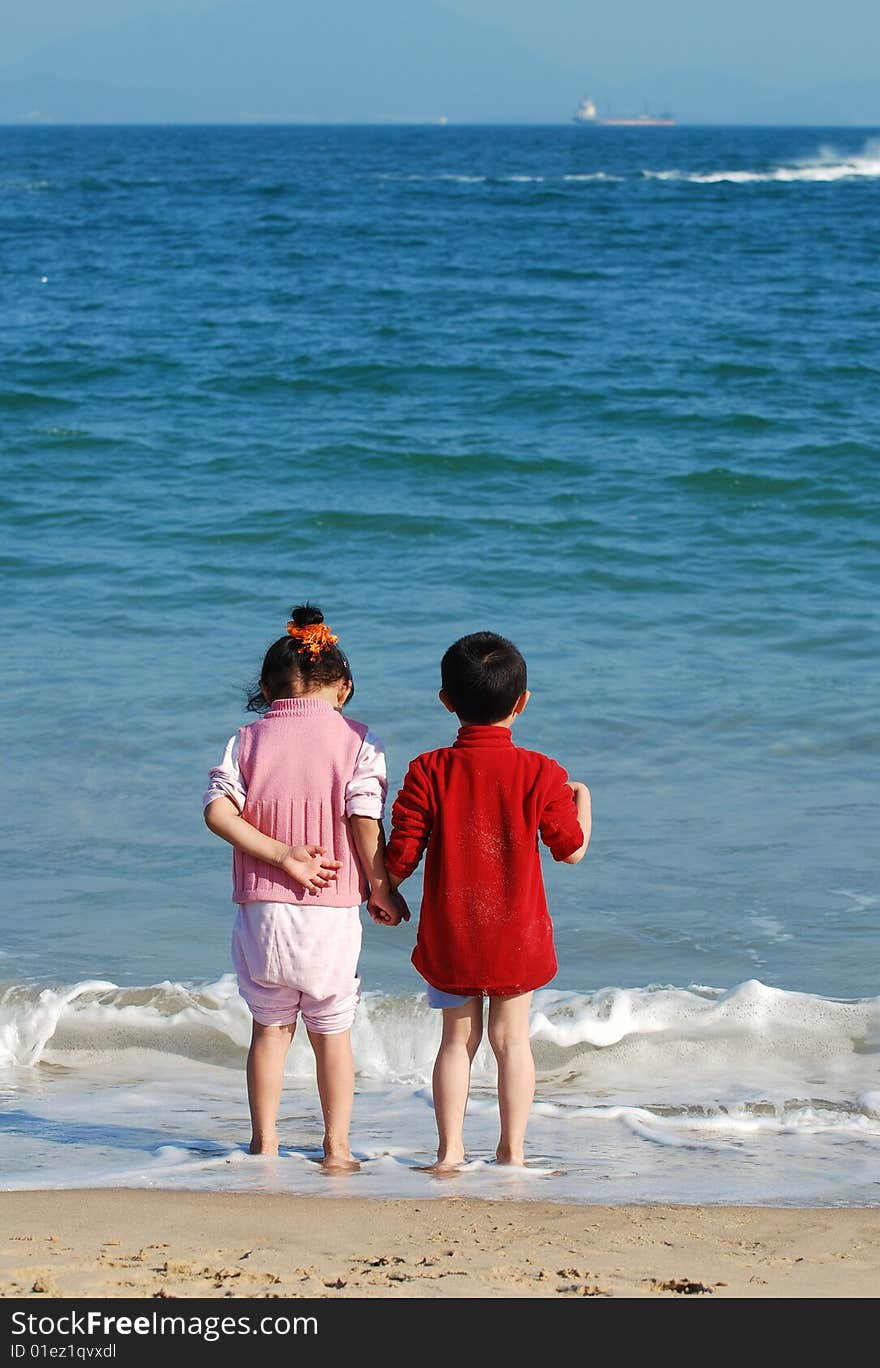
[203,603,407,1167]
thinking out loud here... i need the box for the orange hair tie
[286,621,339,659]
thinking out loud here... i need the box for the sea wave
[3,978,880,1198]
[531,1098,880,1146]
[645,139,880,185]
[2,976,878,1089]
[374,147,880,191]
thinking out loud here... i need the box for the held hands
[277,844,343,893]
[274,845,410,918]
[368,884,411,926]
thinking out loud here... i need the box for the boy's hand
[563,781,592,864]
[368,885,411,925]
[278,844,343,893]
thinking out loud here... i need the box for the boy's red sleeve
[385,757,434,882]
[538,760,584,861]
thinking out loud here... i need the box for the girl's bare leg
[246,1020,296,1155]
[307,1027,359,1170]
[431,999,483,1168]
[487,992,534,1165]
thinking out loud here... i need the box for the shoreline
[2,1190,878,1299]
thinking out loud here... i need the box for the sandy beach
[1,1191,877,1300]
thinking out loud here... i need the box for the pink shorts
[232,901,362,1033]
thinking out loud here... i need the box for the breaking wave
[645,139,880,185]
[2,975,878,1091]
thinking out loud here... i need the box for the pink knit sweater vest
[233,697,369,906]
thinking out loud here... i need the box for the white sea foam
[0,178,53,194]
[3,975,878,1094]
[645,139,880,185]
[3,976,879,1201]
[563,172,622,182]
[529,978,877,1056]
[377,171,624,186]
[0,979,117,1067]
[531,1099,880,1143]
[833,889,880,911]
[376,172,487,183]
[378,147,880,192]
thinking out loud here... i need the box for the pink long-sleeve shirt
[203,697,387,906]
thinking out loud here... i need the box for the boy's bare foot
[320,1135,360,1172]
[421,1147,466,1173]
[249,1135,279,1156]
[320,1152,361,1173]
[495,1144,525,1166]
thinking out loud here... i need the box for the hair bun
[288,603,324,628]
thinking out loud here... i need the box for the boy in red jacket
[384,631,591,1170]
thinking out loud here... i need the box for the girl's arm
[345,730,408,924]
[204,796,342,894]
[203,733,340,893]
[349,816,411,925]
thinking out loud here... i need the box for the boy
[384,631,591,1170]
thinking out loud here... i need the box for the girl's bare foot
[495,1143,525,1166]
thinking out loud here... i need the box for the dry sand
[2,1191,878,1300]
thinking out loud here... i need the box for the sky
[0,0,877,125]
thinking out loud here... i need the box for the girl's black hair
[246,603,354,713]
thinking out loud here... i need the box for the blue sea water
[1,125,878,1203]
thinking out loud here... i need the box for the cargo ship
[573,97,675,127]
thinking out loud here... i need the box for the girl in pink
[203,604,407,1167]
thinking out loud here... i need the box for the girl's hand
[368,886,411,926]
[278,845,343,893]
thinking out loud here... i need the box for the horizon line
[2,118,879,130]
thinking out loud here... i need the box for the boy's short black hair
[440,631,527,724]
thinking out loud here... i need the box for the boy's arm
[349,816,411,925]
[561,782,592,864]
[538,763,591,865]
[384,758,433,887]
[204,796,342,893]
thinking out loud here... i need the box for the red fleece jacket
[385,724,584,996]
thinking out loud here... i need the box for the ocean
[1,124,878,1204]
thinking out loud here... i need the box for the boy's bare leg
[432,999,483,1168]
[487,992,535,1165]
[307,1028,360,1171]
[246,1020,296,1155]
